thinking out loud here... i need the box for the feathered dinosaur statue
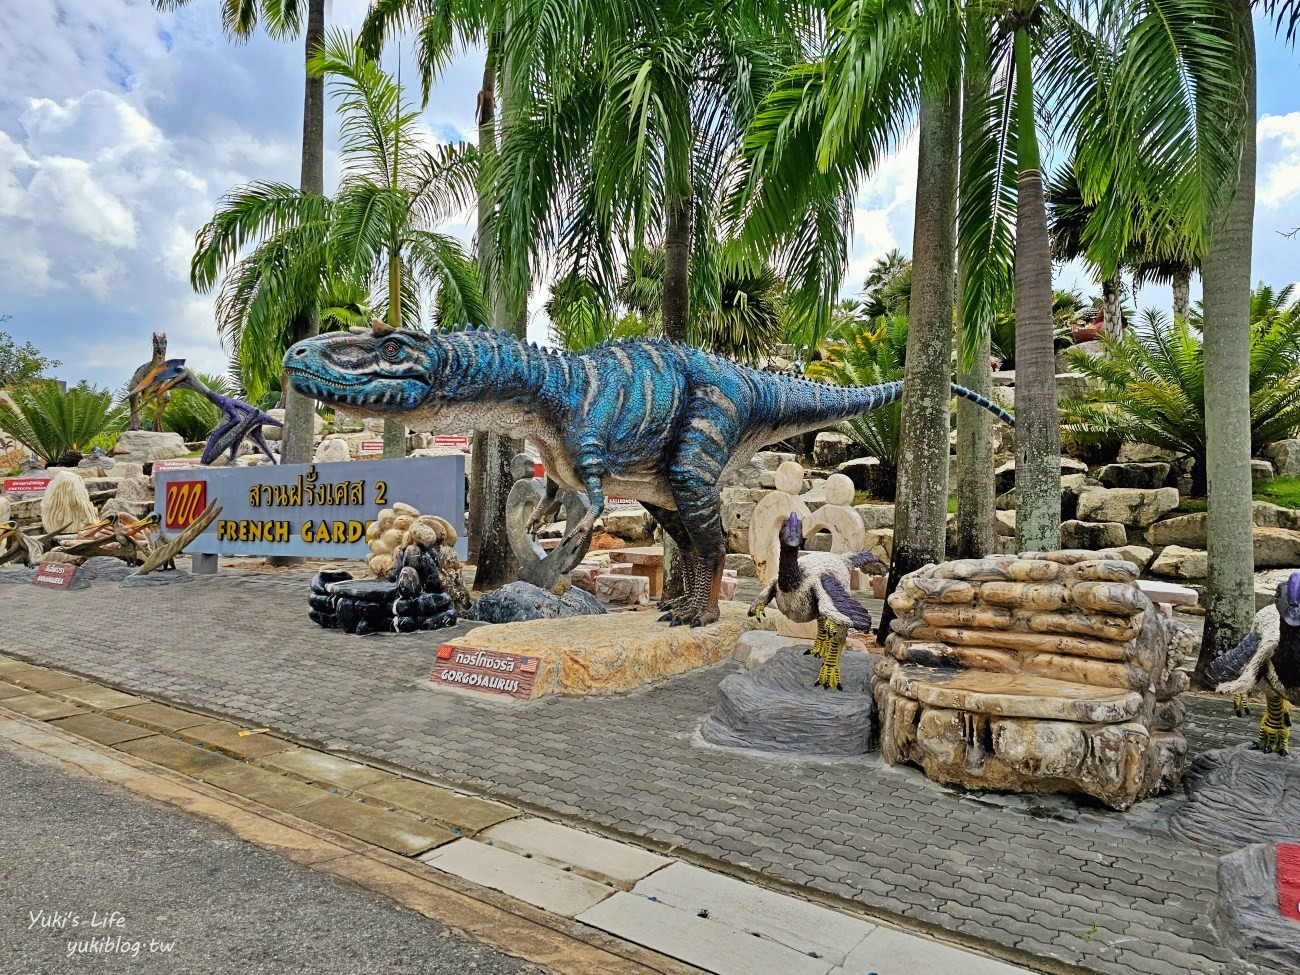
[1208,571,1300,756]
[128,332,169,432]
[748,513,885,690]
[131,361,280,465]
[283,320,1013,628]
[0,520,65,566]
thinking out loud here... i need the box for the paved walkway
[0,565,1282,975]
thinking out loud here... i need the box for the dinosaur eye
[381,340,402,361]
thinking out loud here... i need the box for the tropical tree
[153,0,327,465]
[0,382,124,467]
[1062,291,1300,496]
[0,331,58,389]
[190,33,487,447]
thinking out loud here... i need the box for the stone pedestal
[449,602,762,698]
[1215,842,1300,970]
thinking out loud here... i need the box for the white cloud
[1258,112,1300,210]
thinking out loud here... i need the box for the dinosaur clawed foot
[1234,693,1252,717]
[814,664,843,691]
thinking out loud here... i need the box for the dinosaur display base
[1214,842,1300,970]
[445,601,763,698]
[1168,744,1300,853]
[701,646,878,756]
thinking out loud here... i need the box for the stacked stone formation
[308,543,458,636]
[874,550,1189,810]
[365,501,470,612]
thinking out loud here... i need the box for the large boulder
[994,457,1087,495]
[260,408,325,441]
[313,437,351,464]
[601,504,656,543]
[1150,545,1208,580]
[721,450,795,490]
[1264,439,1300,478]
[1098,462,1170,490]
[1060,520,1127,550]
[837,456,894,499]
[812,431,854,468]
[1252,459,1275,483]
[40,470,98,534]
[464,580,605,623]
[1253,527,1300,569]
[1117,442,1177,464]
[114,474,154,503]
[853,502,895,531]
[722,499,756,554]
[110,430,187,463]
[1252,501,1300,531]
[1147,512,1206,548]
[1076,486,1180,528]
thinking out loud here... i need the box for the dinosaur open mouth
[284,367,368,390]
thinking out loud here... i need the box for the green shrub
[0,381,125,466]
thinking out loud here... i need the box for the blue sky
[1,0,1298,390]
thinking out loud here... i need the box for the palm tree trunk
[280,0,326,467]
[467,54,497,566]
[1197,3,1256,685]
[877,65,960,640]
[663,194,693,343]
[1101,274,1123,335]
[1012,25,1061,552]
[1173,267,1192,320]
[382,253,406,458]
[955,325,995,558]
[469,40,520,589]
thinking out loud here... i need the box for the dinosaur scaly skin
[284,323,1013,627]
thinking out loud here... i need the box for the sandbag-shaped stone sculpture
[875,550,1191,809]
[365,501,470,612]
[310,542,457,635]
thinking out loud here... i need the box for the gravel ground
[0,739,547,975]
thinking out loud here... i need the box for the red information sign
[164,479,208,530]
[3,476,51,494]
[31,561,76,589]
[358,440,384,455]
[428,644,540,700]
[1278,842,1300,920]
[433,435,469,447]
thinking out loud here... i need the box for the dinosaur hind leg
[815,619,848,691]
[1235,692,1252,717]
[1257,690,1291,756]
[643,502,695,615]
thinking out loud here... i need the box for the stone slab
[113,702,211,735]
[194,762,332,812]
[114,734,236,775]
[0,659,45,681]
[49,712,155,746]
[0,681,30,700]
[356,778,515,834]
[8,670,86,693]
[480,817,670,889]
[420,838,613,917]
[1,693,87,721]
[260,749,391,791]
[633,862,876,965]
[293,795,454,856]
[577,891,834,975]
[891,666,1142,723]
[832,928,1034,975]
[179,721,297,760]
[450,601,763,697]
[53,684,147,710]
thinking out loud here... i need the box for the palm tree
[153,0,326,465]
[190,33,488,440]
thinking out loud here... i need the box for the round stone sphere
[823,473,855,506]
[774,461,805,495]
[510,453,537,481]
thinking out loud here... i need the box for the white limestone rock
[1150,545,1208,580]
[1076,486,1180,528]
[40,469,98,534]
[313,437,351,464]
[1263,438,1300,478]
[110,430,187,463]
[812,431,854,468]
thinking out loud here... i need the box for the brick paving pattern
[0,567,1284,975]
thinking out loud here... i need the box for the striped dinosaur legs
[815,619,848,691]
[1258,690,1292,756]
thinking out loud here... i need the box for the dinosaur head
[283,320,437,415]
[1276,572,1300,627]
[0,520,18,544]
[780,512,804,549]
[131,359,188,396]
[151,332,167,357]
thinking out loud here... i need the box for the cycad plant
[806,315,908,499]
[0,381,125,467]
[1062,286,1300,496]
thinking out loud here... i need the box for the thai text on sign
[3,477,51,494]
[32,562,76,589]
[428,644,539,700]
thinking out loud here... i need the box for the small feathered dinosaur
[748,512,884,690]
[1208,571,1300,756]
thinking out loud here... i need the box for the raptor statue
[283,321,1013,627]
[1208,571,1300,756]
[748,513,885,690]
[131,360,281,465]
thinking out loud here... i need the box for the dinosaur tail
[1207,631,1265,692]
[949,383,1015,426]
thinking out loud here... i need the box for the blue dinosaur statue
[283,320,1013,627]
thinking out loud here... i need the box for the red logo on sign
[165,479,207,530]
[1279,843,1300,920]
[31,561,76,589]
[437,644,455,660]
[3,476,51,494]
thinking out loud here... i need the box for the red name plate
[1279,842,1300,920]
[358,440,384,454]
[31,562,76,589]
[3,476,51,494]
[433,435,469,447]
[152,458,202,473]
[429,645,539,700]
